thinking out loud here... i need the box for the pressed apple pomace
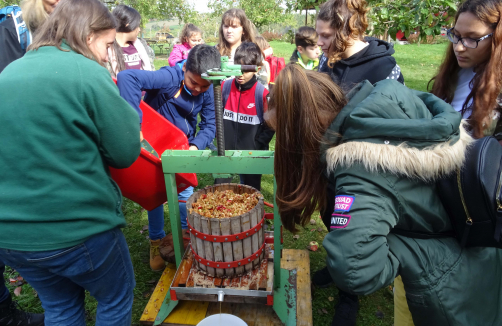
[189,190,263,218]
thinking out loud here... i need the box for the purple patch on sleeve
[334,195,355,212]
[330,214,351,229]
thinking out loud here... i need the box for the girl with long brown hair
[107,5,153,77]
[430,0,502,139]
[313,1,405,323]
[216,8,256,63]
[268,64,502,326]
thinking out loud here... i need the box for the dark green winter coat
[321,80,502,325]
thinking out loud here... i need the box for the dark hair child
[290,26,321,70]
[169,23,202,67]
[117,44,220,271]
[216,42,274,190]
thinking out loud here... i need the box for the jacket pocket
[405,292,427,307]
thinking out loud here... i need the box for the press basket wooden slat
[185,183,265,278]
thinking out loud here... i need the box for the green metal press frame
[153,149,297,325]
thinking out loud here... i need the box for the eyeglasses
[447,27,493,49]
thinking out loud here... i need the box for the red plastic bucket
[110,79,198,210]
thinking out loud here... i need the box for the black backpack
[437,136,502,248]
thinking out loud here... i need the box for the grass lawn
[4,41,448,326]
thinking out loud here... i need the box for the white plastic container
[197,313,248,326]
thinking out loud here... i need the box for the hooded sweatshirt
[319,37,404,92]
[222,76,274,151]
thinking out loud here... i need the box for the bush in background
[262,31,283,42]
[407,33,449,44]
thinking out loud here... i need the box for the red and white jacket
[222,76,274,151]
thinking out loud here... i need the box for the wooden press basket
[186,183,266,278]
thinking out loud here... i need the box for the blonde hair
[20,0,50,34]
[255,36,270,51]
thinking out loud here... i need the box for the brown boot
[149,239,165,272]
[159,231,190,263]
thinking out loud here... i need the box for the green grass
[3,42,449,325]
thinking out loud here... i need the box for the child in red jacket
[218,42,275,190]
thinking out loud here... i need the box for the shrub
[262,31,282,42]
[406,33,448,44]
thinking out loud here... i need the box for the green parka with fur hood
[321,80,502,325]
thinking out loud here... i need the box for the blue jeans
[0,260,9,303]
[0,228,135,326]
[148,186,193,240]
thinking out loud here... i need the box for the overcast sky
[188,0,210,13]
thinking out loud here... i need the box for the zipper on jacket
[457,168,473,225]
[185,100,194,136]
[235,84,242,149]
[496,169,502,211]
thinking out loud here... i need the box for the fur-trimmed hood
[322,80,474,181]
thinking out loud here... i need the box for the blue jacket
[117,64,216,150]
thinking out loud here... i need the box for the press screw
[248,259,251,262]
[238,263,241,266]
[228,264,231,267]
[246,233,249,236]
[204,236,206,239]
[236,236,239,239]
[214,238,216,241]
[225,238,228,241]
[217,264,220,267]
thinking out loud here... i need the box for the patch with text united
[330,214,351,229]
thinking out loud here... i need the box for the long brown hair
[217,9,256,57]
[317,0,369,67]
[266,65,347,232]
[29,0,116,66]
[429,0,502,138]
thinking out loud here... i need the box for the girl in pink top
[168,23,202,66]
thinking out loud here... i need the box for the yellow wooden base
[139,249,312,326]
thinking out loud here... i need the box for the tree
[100,0,196,25]
[367,0,458,41]
[208,0,290,29]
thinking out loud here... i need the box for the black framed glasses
[447,27,493,49]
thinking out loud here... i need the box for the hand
[140,131,144,142]
[189,145,198,150]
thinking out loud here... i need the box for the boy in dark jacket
[218,42,275,190]
[117,44,220,271]
[290,26,321,70]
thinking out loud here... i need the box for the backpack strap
[221,78,233,109]
[254,81,265,124]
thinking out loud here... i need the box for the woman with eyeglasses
[430,0,502,140]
